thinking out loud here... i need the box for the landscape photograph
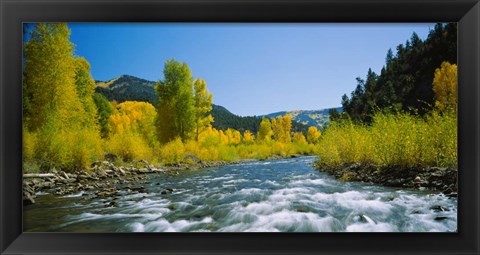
[22,23,457,232]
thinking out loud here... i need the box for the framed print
[1,0,479,254]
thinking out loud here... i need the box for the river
[24,156,457,232]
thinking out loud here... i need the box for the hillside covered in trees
[317,23,457,171]
[334,23,456,123]
[264,107,342,129]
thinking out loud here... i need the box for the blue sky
[65,23,434,116]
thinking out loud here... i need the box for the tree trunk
[23,173,56,178]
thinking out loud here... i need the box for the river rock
[96,188,118,198]
[98,169,109,178]
[118,168,126,175]
[78,174,89,180]
[23,193,35,205]
[106,201,119,207]
[128,186,148,193]
[446,192,458,198]
[161,188,173,195]
[136,168,150,174]
[430,205,448,212]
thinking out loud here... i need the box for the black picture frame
[1,0,479,254]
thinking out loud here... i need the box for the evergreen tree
[93,93,114,137]
[340,22,457,123]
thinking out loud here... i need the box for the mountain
[263,108,342,129]
[95,75,157,104]
[94,75,334,134]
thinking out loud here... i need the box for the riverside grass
[315,111,457,168]
[23,128,317,172]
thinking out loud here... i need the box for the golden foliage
[156,59,195,143]
[316,111,457,167]
[23,23,102,172]
[293,132,307,144]
[257,118,273,142]
[433,61,457,112]
[307,126,321,144]
[242,130,255,143]
[109,102,156,135]
[271,115,292,142]
[160,138,186,164]
[107,132,155,163]
[193,78,214,140]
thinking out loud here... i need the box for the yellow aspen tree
[193,78,214,141]
[307,126,321,144]
[293,132,307,144]
[283,114,292,143]
[433,61,457,112]
[108,101,157,146]
[23,23,78,131]
[243,130,255,143]
[156,59,195,143]
[219,130,229,145]
[23,23,102,171]
[225,128,234,144]
[257,118,273,142]
[271,116,284,142]
[232,129,242,145]
[74,57,98,124]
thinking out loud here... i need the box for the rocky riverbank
[23,158,233,206]
[316,162,457,196]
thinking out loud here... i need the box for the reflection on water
[24,156,457,232]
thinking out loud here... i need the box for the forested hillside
[337,23,457,123]
[317,23,457,170]
[95,75,157,104]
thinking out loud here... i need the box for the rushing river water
[24,156,457,232]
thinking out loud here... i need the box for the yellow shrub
[32,126,103,172]
[107,132,154,162]
[316,111,457,168]
[23,129,37,164]
[160,137,186,164]
[69,129,103,170]
[217,145,239,162]
[271,141,289,157]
